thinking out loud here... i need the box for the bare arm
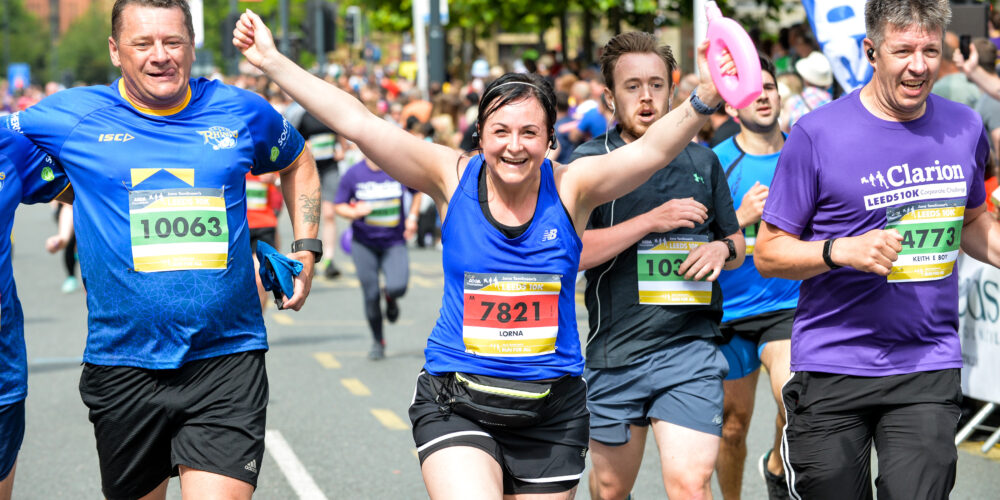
[405,193,422,241]
[735,182,768,228]
[961,203,1000,266]
[233,10,458,205]
[755,221,903,280]
[955,44,1000,101]
[277,148,320,311]
[579,198,708,270]
[334,201,372,220]
[678,230,746,281]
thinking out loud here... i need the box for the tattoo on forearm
[676,108,694,127]
[299,189,320,225]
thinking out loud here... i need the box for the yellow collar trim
[117,79,191,116]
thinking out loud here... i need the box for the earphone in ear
[609,100,616,114]
[867,48,875,62]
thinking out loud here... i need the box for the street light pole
[279,0,290,55]
[2,0,10,72]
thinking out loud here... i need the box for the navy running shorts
[585,338,727,444]
[0,399,25,480]
[79,350,268,500]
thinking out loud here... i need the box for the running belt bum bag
[435,372,558,427]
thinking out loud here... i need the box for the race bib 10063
[637,234,712,305]
[885,199,964,283]
[462,272,561,357]
[129,188,229,272]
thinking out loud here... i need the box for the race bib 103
[637,234,712,305]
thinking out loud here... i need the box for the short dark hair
[599,31,677,93]
[111,0,195,43]
[759,54,777,83]
[476,73,557,146]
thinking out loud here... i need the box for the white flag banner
[958,254,1000,404]
[803,0,873,92]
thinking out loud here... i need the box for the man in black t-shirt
[572,32,744,500]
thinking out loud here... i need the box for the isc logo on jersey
[197,126,239,150]
[98,133,134,142]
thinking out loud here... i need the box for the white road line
[265,429,328,500]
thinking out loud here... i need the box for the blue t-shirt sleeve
[1,91,87,157]
[0,130,68,204]
[761,125,818,236]
[578,108,607,138]
[233,90,306,175]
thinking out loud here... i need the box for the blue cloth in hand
[255,240,303,301]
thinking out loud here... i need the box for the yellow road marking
[312,352,341,369]
[341,378,371,396]
[371,409,409,430]
[410,275,444,288]
[959,441,1000,462]
[271,312,294,325]
[411,449,419,458]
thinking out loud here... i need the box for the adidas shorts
[0,399,25,480]
[79,350,268,500]
[409,371,590,495]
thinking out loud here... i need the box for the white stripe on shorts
[515,472,584,483]
[780,371,802,500]
[416,431,493,453]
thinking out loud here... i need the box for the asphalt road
[9,203,999,499]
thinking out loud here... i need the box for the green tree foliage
[351,0,789,36]
[0,0,50,74]
[54,4,117,84]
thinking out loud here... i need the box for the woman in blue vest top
[236,13,731,499]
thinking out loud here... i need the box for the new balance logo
[542,228,558,242]
[244,459,258,473]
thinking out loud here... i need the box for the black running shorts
[409,371,589,495]
[79,350,268,500]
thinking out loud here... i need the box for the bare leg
[422,446,504,500]
[717,369,760,500]
[178,466,253,500]
[760,339,791,477]
[588,425,648,500]
[652,418,719,500]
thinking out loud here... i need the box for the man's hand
[678,240,729,282]
[831,229,904,276]
[736,182,768,228]
[280,251,315,311]
[644,198,708,233]
[954,42,979,76]
[233,9,277,71]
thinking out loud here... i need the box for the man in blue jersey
[2,0,320,498]
[573,32,745,500]
[0,130,70,500]
[713,56,797,500]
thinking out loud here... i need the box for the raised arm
[233,10,459,205]
[560,42,724,224]
[954,43,1000,101]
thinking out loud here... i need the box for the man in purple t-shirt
[756,1,1000,498]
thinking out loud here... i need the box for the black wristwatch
[721,238,737,262]
[823,238,841,269]
[291,238,323,261]
[690,88,723,115]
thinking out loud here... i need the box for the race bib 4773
[885,199,964,282]
[129,188,229,272]
[462,272,560,357]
